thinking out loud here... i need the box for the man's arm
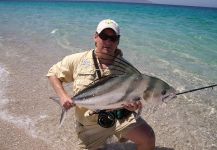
[48,76,74,110]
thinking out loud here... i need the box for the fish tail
[49,96,61,105]
[49,96,67,127]
[59,108,67,128]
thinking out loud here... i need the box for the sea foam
[51,28,58,34]
[0,65,39,138]
[0,65,9,107]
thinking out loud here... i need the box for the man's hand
[123,101,142,112]
[60,96,75,110]
[48,76,75,110]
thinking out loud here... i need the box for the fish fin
[59,108,67,128]
[85,51,141,76]
[73,75,120,98]
[135,107,142,119]
[95,51,141,75]
[89,75,118,85]
[49,96,66,127]
[49,96,61,105]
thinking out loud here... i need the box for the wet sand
[0,120,51,150]
[0,36,142,150]
[0,37,186,150]
[0,38,132,150]
[0,38,77,150]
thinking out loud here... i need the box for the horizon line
[1,0,217,9]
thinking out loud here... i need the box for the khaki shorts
[75,113,145,150]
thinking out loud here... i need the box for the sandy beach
[0,26,217,150]
[0,37,78,150]
[0,31,178,150]
[1,32,217,150]
[0,2,217,149]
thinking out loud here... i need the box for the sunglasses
[98,32,120,42]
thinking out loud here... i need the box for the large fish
[72,74,175,109]
[50,51,176,126]
[50,73,176,126]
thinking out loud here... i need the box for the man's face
[95,28,119,56]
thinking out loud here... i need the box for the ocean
[0,1,217,150]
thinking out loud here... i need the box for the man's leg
[122,118,155,150]
[114,112,155,150]
[76,121,115,150]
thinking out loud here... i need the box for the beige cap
[96,19,120,35]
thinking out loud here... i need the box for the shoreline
[0,37,73,150]
[0,120,51,150]
[0,36,176,150]
[0,34,216,150]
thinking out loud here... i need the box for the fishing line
[176,84,217,96]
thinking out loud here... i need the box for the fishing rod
[176,83,217,96]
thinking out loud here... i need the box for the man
[47,19,155,150]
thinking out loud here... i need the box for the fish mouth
[162,93,177,103]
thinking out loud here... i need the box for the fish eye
[161,90,167,95]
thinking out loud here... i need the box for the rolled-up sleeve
[46,55,75,83]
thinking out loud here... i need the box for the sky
[72,0,217,8]
[6,0,217,8]
[45,0,217,8]
[150,0,217,8]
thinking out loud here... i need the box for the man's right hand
[48,76,75,110]
[60,96,75,110]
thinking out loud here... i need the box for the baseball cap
[96,19,120,35]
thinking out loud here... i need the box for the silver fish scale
[73,74,147,110]
[73,74,139,101]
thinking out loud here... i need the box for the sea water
[0,1,217,150]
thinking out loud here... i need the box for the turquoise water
[0,1,217,150]
[0,1,216,82]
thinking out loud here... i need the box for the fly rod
[176,84,217,96]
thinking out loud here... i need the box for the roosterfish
[50,53,176,126]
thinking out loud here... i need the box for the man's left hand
[123,101,142,112]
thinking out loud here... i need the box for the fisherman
[47,19,155,150]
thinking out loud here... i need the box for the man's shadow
[104,142,174,150]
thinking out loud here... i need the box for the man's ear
[94,32,98,38]
[94,33,98,47]
[94,33,98,42]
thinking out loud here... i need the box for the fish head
[142,76,176,104]
[161,85,176,103]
